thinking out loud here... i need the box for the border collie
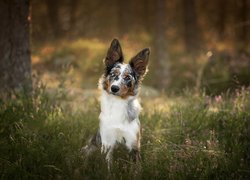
[83,39,150,168]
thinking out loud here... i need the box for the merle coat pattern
[83,39,150,168]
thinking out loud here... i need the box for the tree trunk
[217,0,226,40]
[143,0,152,33]
[69,0,78,31]
[182,0,201,52]
[117,0,133,36]
[0,0,32,96]
[45,0,61,38]
[154,0,170,89]
[235,0,248,52]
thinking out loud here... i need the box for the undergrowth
[0,86,249,179]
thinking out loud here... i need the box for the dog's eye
[124,76,131,81]
[110,73,115,77]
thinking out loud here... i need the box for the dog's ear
[129,48,150,78]
[104,39,123,72]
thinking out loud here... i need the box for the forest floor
[0,86,250,179]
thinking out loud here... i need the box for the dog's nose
[111,85,120,93]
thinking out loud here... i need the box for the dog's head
[101,39,150,98]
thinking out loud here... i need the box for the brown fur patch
[120,84,134,99]
[121,89,135,99]
[103,77,110,91]
[123,70,129,77]
[118,70,135,99]
[113,68,120,76]
[120,77,135,99]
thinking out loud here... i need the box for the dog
[83,39,150,168]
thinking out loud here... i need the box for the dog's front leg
[81,131,101,155]
[105,146,114,170]
[130,148,141,162]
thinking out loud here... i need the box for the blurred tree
[117,0,133,36]
[69,0,79,30]
[235,0,248,52]
[0,0,32,96]
[45,0,62,38]
[217,0,227,40]
[142,0,152,33]
[154,0,170,89]
[132,0,148,32]
[182,0,201,52]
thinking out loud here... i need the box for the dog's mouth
[108,88,122,96]
[108,85,130,98]
[110,91,120,96]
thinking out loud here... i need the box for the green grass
[0,86,250,179]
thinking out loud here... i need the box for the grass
[0,85,250,179]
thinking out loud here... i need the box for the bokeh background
[31,0,250,94]
[1,0,250,179]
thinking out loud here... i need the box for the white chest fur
[99,90,141,153]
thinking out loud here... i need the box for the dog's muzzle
[111,85,120,93]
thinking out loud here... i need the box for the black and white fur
[83,39,150,168]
